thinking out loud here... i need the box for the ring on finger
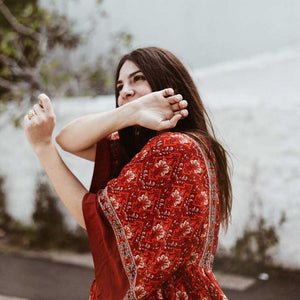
[28,109,36,120]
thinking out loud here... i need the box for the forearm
[34,142,88,228]
[56,103,136,152]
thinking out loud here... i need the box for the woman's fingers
[39,98,44,109]
[25,93,56,126]
[167,94,183,104]
[160,114,182,130]
[38,93,54,115]
[24,93,56,149]
[171,99,188,111]
[160,108,188,130]
[161,88,174,98]
[174,109,189,118]
[137,89,188,130]
[23,113,30,126]
[161,90,188,122]
[33,103,43,117]
[26,109,36,121]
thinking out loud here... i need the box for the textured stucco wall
[0,49,299,269]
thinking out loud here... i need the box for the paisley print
[84,132,227,299]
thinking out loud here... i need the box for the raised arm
[55,88,188,160]
[55,99,139,161]
[55,108,134,161]
[24,91,188,228]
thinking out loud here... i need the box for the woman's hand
[24,93,56,154]
[133,88,188,131]
[24,93,87,228]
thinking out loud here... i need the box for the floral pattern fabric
[84,132,227,299]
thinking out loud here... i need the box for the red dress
[83,132,228,300]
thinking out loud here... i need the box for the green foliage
[231,216,279,265]
[216,163,287,275]
[0,0,133,117]
[28,177,89,251]
[0,175,32,246]
[31,178,66,247]
[0,0,81,103]
[0,175,11,231]
[0,174,89,253]
[215,213,285,276]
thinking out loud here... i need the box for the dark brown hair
[114,47,232,229]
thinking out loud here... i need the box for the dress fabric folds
[83,132,228,299]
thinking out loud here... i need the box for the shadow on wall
[216,163,286,275]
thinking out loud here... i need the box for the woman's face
[116,60,152,107]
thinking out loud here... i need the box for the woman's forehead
[118,60,140,79]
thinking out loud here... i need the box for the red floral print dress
[83,132,228,300]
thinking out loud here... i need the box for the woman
[24,47,231,299]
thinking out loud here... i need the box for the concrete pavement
[0,251,299,299]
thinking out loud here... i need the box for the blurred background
[0,0,300,298]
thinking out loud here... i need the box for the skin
[24,60,188,228]
[56,60,188,161]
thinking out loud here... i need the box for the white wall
[1,47,299,269]
[194,47,300,269]
[40,0,300,68]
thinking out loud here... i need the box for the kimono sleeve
[89,133,120,193]
[99,132,210,299]
[82,192,130,299]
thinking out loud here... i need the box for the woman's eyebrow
[117,70,142,84]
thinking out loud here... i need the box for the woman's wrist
[33,140,56,158]
[117,100,140,127]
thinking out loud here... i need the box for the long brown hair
[114,47,232,230]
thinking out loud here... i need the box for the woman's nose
[120,85,134,100]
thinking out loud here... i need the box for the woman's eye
[134,75,145,82]
[117,85,123,92]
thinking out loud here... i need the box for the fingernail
[39,93,48,99]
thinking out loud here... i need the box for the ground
[0,249,299,300]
